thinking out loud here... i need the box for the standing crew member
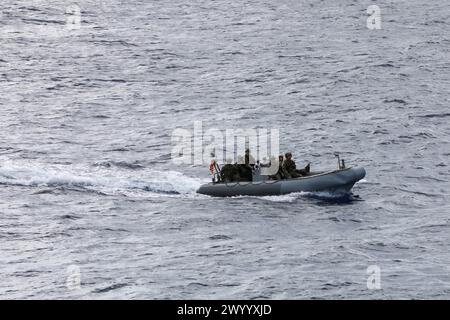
[244,149,256,168]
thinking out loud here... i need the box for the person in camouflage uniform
[282,152,310,178]
[269,155,289,180]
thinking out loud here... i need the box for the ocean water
[1,0,449,299]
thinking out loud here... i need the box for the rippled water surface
[1,0,449,299]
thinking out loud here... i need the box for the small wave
[92,283,128,294]
[394,187,440,198]
[383,99,407,105]
[88,39,137,47]
[89,78,127,83]
[60,214,81,220]
[187,282,209,288]
[107,147,131,152]
[416,113,450,119]
[374,63,397,68]
[209,235,232,240]
[91,115,110,119]
[257,191,358,203]
[302,191,358,203]
[22,18,65,26]
[93,160,144,170]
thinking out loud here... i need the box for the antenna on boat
[334,152,341,169]
[334,152,346,170]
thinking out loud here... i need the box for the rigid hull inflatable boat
[196,167,366,197]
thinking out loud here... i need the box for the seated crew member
[269,155,289,180]
[282,152,310,178]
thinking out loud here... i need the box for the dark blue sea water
[1,0,449,299]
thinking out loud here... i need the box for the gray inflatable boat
[196,167,366,197]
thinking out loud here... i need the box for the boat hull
[196,167,366,197]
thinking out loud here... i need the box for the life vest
[209,160,215,174]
